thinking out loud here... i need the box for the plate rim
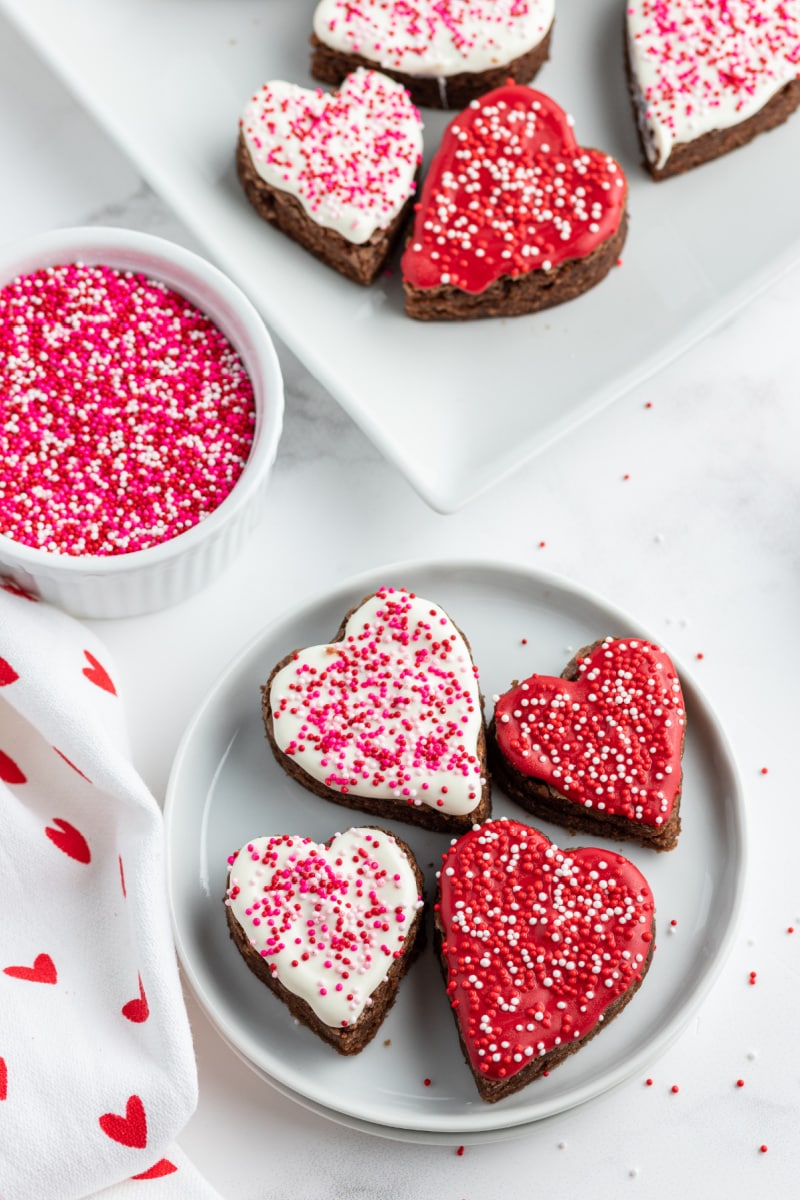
[164,556,747,1138]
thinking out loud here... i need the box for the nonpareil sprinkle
[0,263,256,556]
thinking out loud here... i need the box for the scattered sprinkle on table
[0,263,256,556]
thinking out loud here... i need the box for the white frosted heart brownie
[262,587,491,832]
[310,0,555,109]
[626,0,800,179]
[225,826,425,1053]
[237,68,423,284]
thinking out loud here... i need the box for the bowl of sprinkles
[0,226,283,617]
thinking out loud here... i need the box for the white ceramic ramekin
[0,226,284,618]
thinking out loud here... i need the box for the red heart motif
[82,650,117,695]
[53,747,92,783]
[132,1159,177,1180]
[3,953,57,985]
[45,817,91,864]
[402,84,627,296]
[99,1094,148,1149]
[0,657,19,686]
[121,974,150,1024]
[0,1057,7,1101]
[437,820,655,1096]
[494,638,685,828]
[0,750,26,784]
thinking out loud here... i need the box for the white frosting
[240,70,423,245]
[313,0,555,78]
[269,589,485,816]
[626,0,800,169]
[226,829,422,1028]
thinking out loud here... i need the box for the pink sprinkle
[0,264,255,556]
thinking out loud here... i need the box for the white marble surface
[2,11,800,1195]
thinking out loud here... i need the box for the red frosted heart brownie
[489,638,686,850]
[401,84,628,320]
[436,818,656,1101]
[626,0,800,179]
[310,0,555,109]
[237,69,423,285]
[225,826,424,1053]
[263,587,491,833]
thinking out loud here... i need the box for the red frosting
[401,84,627,295]
[437,819,655,1083]
[494,638,685,827]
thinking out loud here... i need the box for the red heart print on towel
[122,975,150,1024]
[99,1094,148,1149]
[0,657,18,686]
[3,953,57,985]
[53,747,92,783]
[82,650,117,695]
[45,817,91,864]
[436,820,655,1099]
[132,1159,177,1180]
[401,84,627,296]
[0,1057,7,1101]
[0,750,26,784]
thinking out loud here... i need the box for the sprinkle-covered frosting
[494,638,685,827]
[240,69,423,245]
[225,828,423,1027]
[313,0,555,77]
[269,588,485,816]
[401,84,627,295]
[627,0,800,169]
[437,819,655,1082]
[0,264,255,556]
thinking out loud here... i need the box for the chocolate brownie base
[225,828,425,1054]
[403,209,627,322]
[262,593,492,834]
[236,132,416,285]
[626,37,800,180]
[434,911,655,1102]
[309,24,553,110]
[488,640,683,852]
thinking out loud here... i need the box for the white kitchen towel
[0,580,221,1200]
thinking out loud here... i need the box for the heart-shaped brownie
[311,0,555,109]
[626,0,800,179]
[237,69,423,284]
[436,818,655,1101]
[490,637,685,850]
[401,84,628,320]
[225,826,424,1053]
[264,588,490,832]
